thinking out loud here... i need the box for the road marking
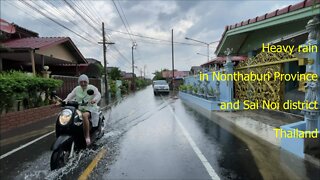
[0,125,55,146]
[0,131,55,160]
[162,97,220,180]
[78,147,107,180]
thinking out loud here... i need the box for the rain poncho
[64,75,101,127]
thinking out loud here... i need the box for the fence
[52,75,102,99]
[183,70,232,102]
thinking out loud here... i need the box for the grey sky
[1,0,300,78]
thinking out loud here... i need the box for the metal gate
[234,51,298,108]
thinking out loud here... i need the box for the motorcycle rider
[64,74,101,146]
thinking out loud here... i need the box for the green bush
[0,71,62,112]
[121,80,129,93]
[120,85,128,95]
[109,80,117,98]
[179,85,187,91]
[187,85,193,92]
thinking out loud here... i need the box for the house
[200,56,247,71]
[161,70,189,79]
[213,0,320,158]
[0,18,87,76]
[161,70,189,89]
[189,66,202,75]
[122,72,135,80]
[214,0,320,114]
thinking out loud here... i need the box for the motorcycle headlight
[59,109,72,125]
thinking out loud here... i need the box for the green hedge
[0,71,63,113]
[136,78,151,89]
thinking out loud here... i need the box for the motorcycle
[50,90,105,170]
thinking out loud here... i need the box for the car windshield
[154,81,167,85]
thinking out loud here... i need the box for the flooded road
[0,86,319,179]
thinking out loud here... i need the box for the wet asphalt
[0,85,319,180]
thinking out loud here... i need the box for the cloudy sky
[1,0,300,78]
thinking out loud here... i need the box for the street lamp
[196,52,209,58]
[185,37,219,62]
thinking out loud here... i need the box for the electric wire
[62,0,102,39]
[117,0,136,43]
[111,0,134,43]
[18,0,97,45]
[43,0,100,41]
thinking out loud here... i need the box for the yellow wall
[37,43,77,63]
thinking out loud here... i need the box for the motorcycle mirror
[87,89,94,95]
[51,90,57,97]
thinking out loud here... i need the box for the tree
[109,67,122,80]
[152,70,165,80]
[85,63,103,78]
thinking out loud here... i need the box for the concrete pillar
[224,48,234,102]
[247,50,256,58]
[301,15,320,131]
[30,50,36,76]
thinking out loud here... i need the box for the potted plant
[193,86,198,95]
[179,85,187,92]
[207,86,216,101]
[204,80,209,99]
[187,85,193,94]
[199,87,205,98]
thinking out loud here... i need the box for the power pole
[101,22,114,104]
[131,42,137,91]
[143,65,146,80]
[171,29,175,93]
[140,68,143,78]
[102,22,109,104]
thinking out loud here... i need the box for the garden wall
[0,105,59,133]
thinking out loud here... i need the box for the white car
[153,80,170,95]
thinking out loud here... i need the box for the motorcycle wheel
[97,117,105,139]
[50,147,70,170]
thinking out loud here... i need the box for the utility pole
[131,42,137,91]
[143,65,146,80]
[171,29,175,93]
[140,68,143,78]
[101,22,114,104]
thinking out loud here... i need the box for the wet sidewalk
[183,102,320,167]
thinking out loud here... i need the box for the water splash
[18,148,99,180]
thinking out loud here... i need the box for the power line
[10,0,131,71]
[19,0,97,45]
[107,50,132,69]
[62,0,102,38]
[117,0,136,43]
[111,46,132,65]
[6,1,63,36]
[80,0,112,40]
[116,0,144,65]
[111,0,134,43]
[77,0,102,25]
[70,0,131,68]
[80,0,103,25]
[42,0,100,41]
[105,28,207,47]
